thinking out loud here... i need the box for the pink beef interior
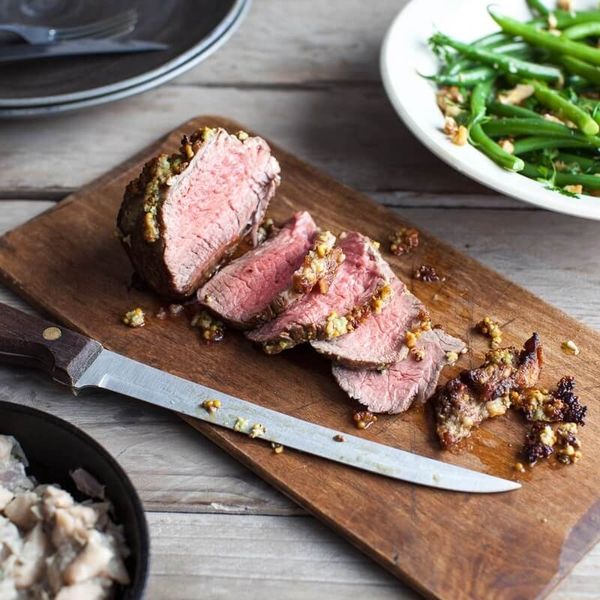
[247,232,388,343]
[163,130,279,292]
[333,329,466,414]
[311,272,425,368]
[199,211,317,326]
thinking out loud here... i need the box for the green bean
[468,80,524,171]
[487,101,542,120]
[428,67,496,87]
[471,79,492,119]
[512,136,592,154]
[482,117,587,139]
[530,79,599,135]
[526,0,549,17]
[562,22,600,40]
[490,10,600,66]
[559,55,600,86]
[443,42,531,77]
[556,152,600,171]
[550,11,600,29]
[522,162,600,189]
[430,33,563,83]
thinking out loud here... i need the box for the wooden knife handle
[0,302,102,386]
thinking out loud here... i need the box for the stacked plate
[0,0,249,117]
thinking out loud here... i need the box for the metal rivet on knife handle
[43,327,62,341]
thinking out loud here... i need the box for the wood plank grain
[0,87,483,198]
[0,117,598,599]
[145,512,409,600]
[142,511,599,600]
[176,0,403,86]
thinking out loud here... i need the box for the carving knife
[0,303,520,494]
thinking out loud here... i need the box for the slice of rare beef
[332,329,466,414]
[311,268,427,369]
[117,127,281,298]
[198,212,319,328]
[247,232,392,353]
[434,334,543,448]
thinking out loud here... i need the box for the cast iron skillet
[0,400,149,599]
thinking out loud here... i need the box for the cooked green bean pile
[429,0,600,196]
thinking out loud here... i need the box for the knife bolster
[0,302,102,386]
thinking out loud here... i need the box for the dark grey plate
[0,0,249,118]
[0,0,247,108]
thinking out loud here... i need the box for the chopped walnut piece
[122,307,145,328]
[476,316,502,349]
[413,264,444,282]
[249,423,266,439]
[325,312,350,338]
[436,86,464,117]
[443,116,458,136]
[555,423,582,464]
[564,184,583,195]
[352,410,378,430]
[271,443,284,454]
[234,417,248,432]
[561,340,580,356]
[201,399,221,414]
[191,310,225,343]
[499,139,515,154]
[497,83,534,106]
[524,423,556,465]
[389,227,420,256]
[451,125,469,146]
[333,434,346,442]
[412,348,425,362]
[256,218,275,244]
[445,351,459,365]
[293,231,344,294]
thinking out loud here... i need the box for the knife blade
[0,39,168,63]
[0,302,520,493]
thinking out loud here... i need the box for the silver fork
[0,9,138,45]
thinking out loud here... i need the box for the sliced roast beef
[117,127,281,298]
[311,269,427,369]
[247,232,392,353]
[332,329,465,414]
[198,212,319,328]
[435,334,543,448]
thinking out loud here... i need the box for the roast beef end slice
[117,127,280,298]
[198,211,318,328]
[332,329,466,414]
[435,333,543,448]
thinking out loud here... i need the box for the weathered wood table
[0,1,598,597]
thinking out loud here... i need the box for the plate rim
[0,0,248,108]
[380,0,600,221]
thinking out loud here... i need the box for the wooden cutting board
[0,116,599,600]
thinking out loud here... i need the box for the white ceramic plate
[381,0,600,220]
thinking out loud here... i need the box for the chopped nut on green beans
[428,1,600,196]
